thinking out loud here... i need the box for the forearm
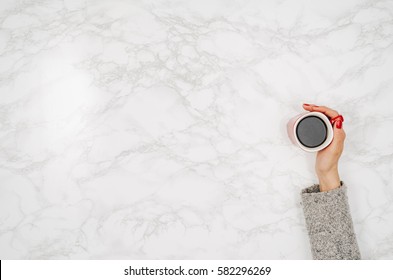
[317,166,341,192]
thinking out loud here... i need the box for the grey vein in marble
[0,0,393,259]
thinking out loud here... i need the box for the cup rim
[292,112,333,152]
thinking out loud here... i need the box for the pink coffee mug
[287,111,334,152]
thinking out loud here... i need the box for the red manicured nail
[303,103,310,106]
[336,120,342,129]
[330,115,344,125]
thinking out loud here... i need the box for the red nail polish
[336,120,342,129]
[330,115,344,125]
[303,103,310,106]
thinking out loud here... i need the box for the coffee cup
[287,111,334,152]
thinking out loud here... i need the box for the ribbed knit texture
[301,181,361,260]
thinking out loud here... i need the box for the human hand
[302,104,346,192]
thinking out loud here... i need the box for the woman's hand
[302,104,346,192]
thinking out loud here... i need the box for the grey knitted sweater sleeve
[300,181,361,260]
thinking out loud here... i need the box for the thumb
[331,120,346,144]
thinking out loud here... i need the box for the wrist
[317,168,341,192]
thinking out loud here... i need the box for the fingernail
[303,103,310,106]
[336,120,342,129]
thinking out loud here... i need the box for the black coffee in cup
[296,116,328,148]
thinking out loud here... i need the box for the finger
[328,120,346,149]
[322,122,345,154]
[333,120,345,140]
[312,106,340,119]
[302,103,316,112]
[302,104,339,119]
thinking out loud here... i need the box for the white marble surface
[1,0,393,259]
